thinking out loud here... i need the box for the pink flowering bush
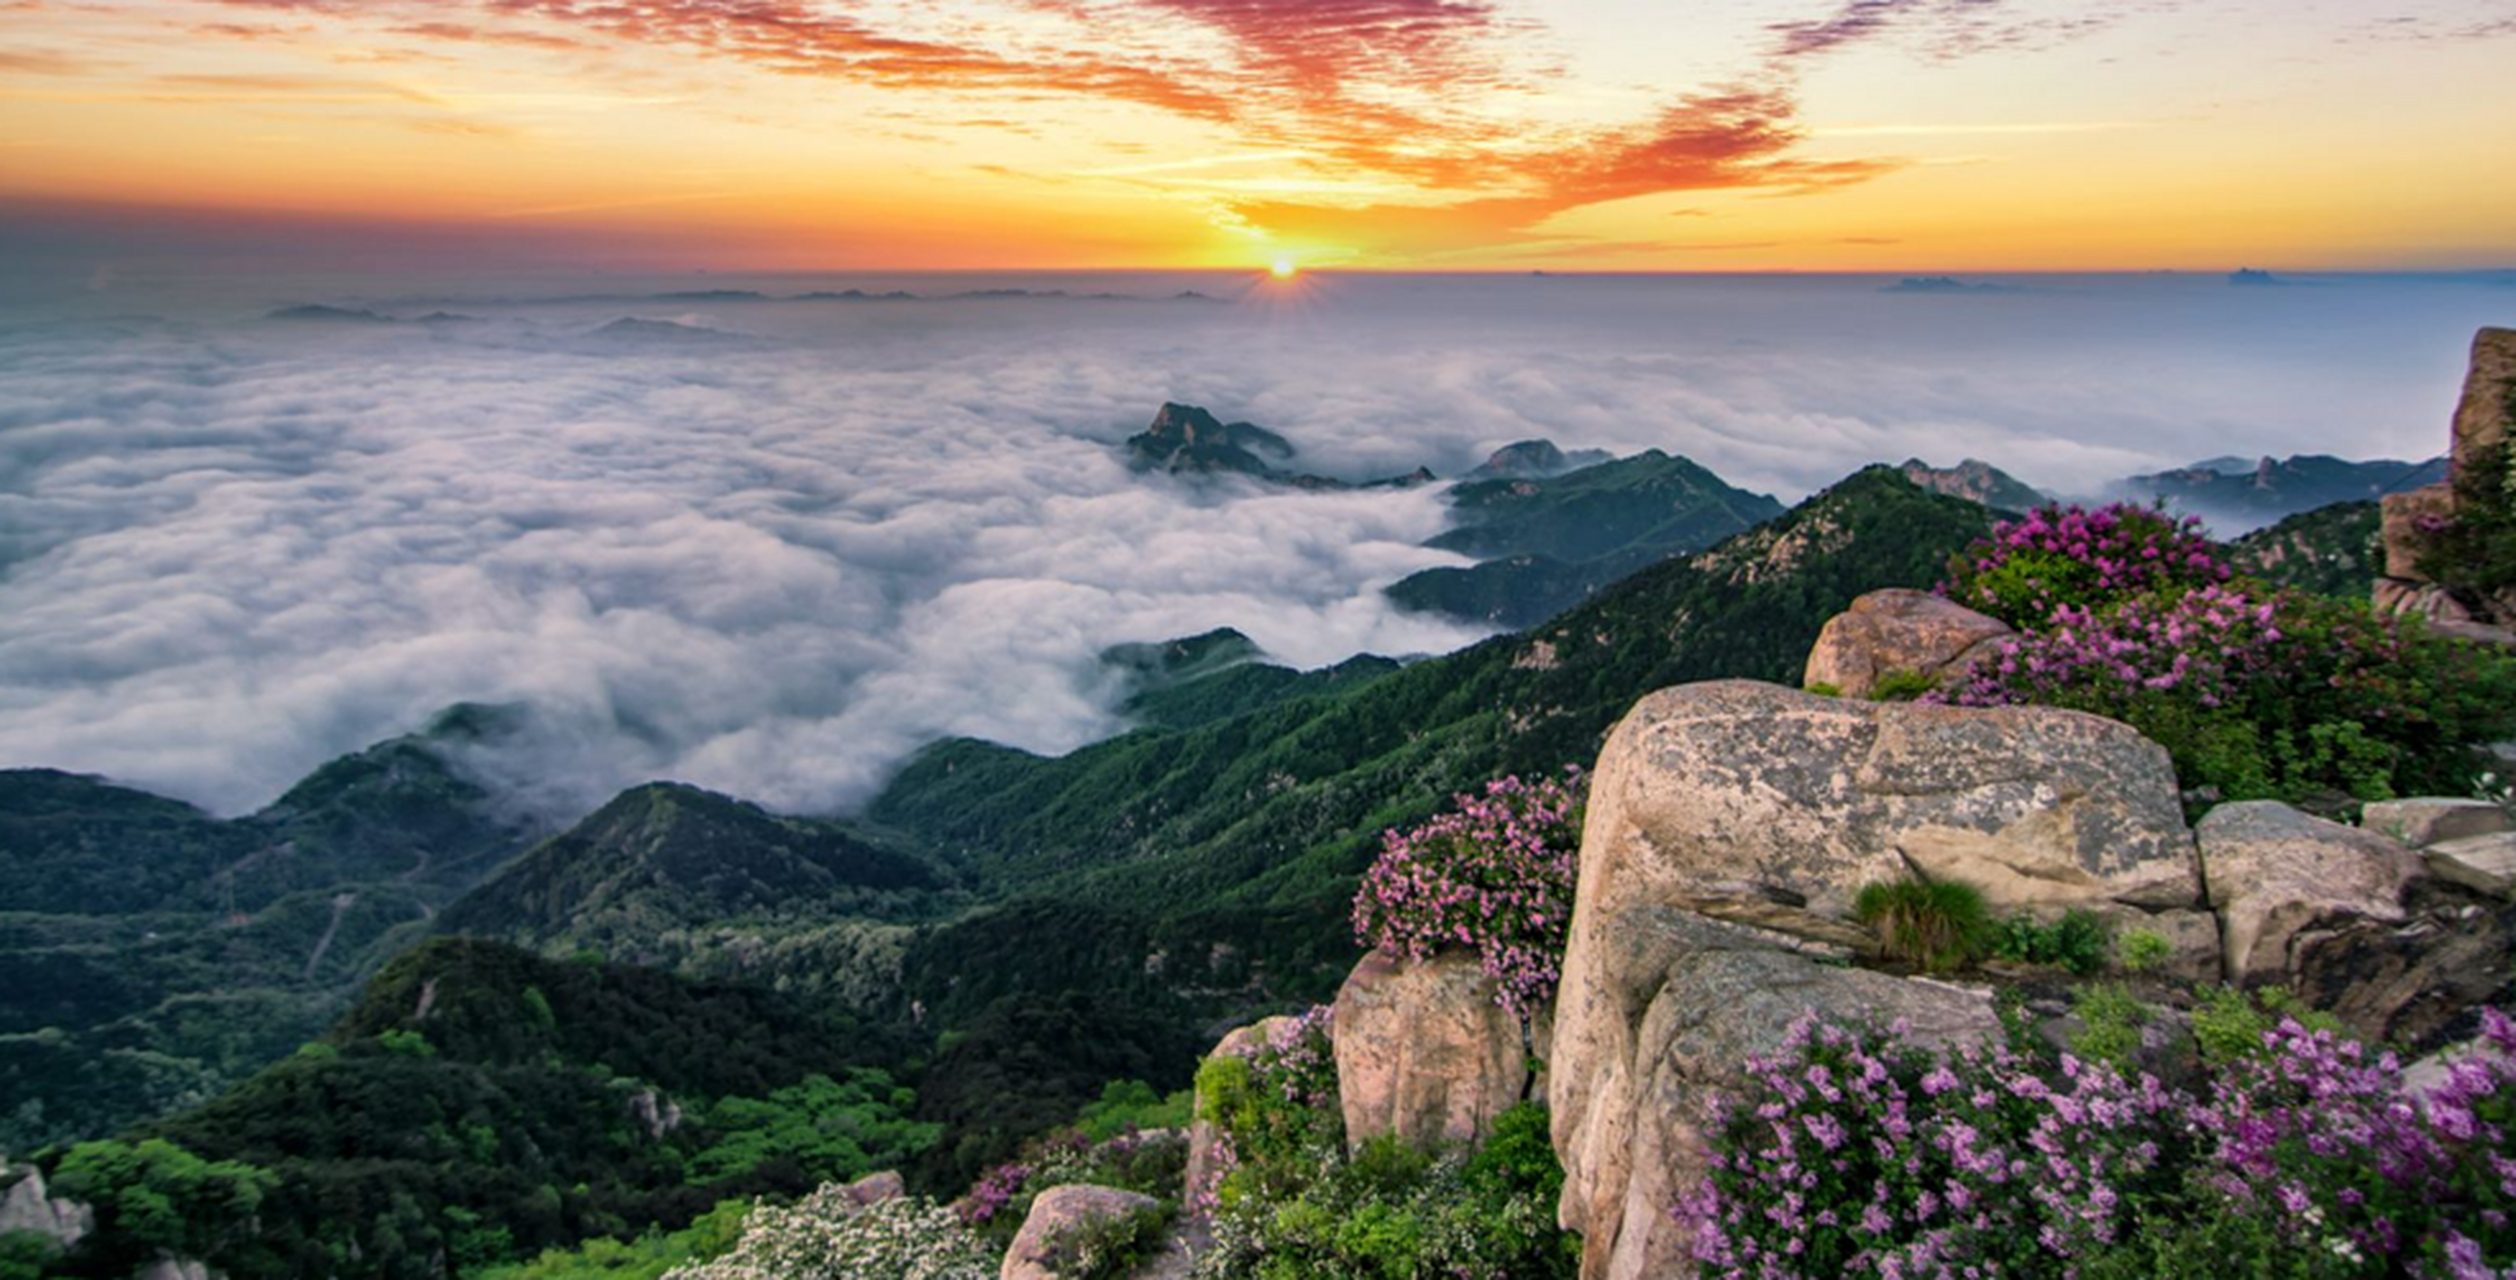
[1191,1005,1340,1216]
[1683,1009,2516,1279]
[1943,502,2228,630]
[1352,770,1586,1025]
[1933,507,2516,803]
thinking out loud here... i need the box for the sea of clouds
[0,269,2506,818]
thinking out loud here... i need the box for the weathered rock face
[1183,1015,1293,1214]
[2378,327,2516,609]
[1333,951,1536,1155]
[2288,881,2516,1050]
[838,1169,904,1209]
[1551,909,1998,1280]
[0,1165,91,1248]
[1565,682,2199,946]
[2451,327,2516,470]
[2197,801,2423,984]
[1001,1184,1160,1280]
[2426,833,2516,898]
[2363,797,2512,849]
[1801,589,2014,700]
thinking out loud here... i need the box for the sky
[3,0,2515,271]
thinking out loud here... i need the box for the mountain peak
[1463,439,1614,481]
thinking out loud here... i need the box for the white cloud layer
[1,270,2505,816]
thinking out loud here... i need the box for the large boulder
[1801,589,2013,700]
[1001,1184,1161,1280]
[1562,681,2199,945]
[1333,950,1536,1155]
[1550,909,1998,1280]
[2197,801,2424,984]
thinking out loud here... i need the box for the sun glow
[1270,259,1297,279]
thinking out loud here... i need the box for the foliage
[659,1190,993,1280]
[685,1070,938,1186]
[2227,501,2383,598]
[1934,504,2516,805]
[1852,879,1990,973]
[909,991,1200,1195]
[1943,501,2228,629]
[1043,1202,1175,1280]
[1685,1007,2516,1278]
[34,941,919,1280]
[1193,1006,1342,1213]
[1988,908,2115,975]
[1351,770,1586,1024]
[1866,669,1940,701]
[477,1200,749,1280]
[1069,1079,1190,1142]
[958,1125,1188,1246]
[2117,928,2172,974]
[0,1232,58,1280]
[2068,983,2148,1068]
[0,705,557,1153]
[46,1138,277,1274]
[2189,985,2344,1066]
[1194,1103,1579,1280]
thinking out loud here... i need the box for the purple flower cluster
[1944,502,2229,630]
[1930,584,2281,711]
[1683,1010,2516,1279]
[1352,770,1586,1023]
[2196,1011,2516,1276]
[959,1160,1032,1226]
[1678,1016,2178,1277]
[1263,1004,1339,1110]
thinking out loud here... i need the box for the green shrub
[476,1199,748,1279]
[1045,1202,1175,1280]
[1988,909,2114,975]
[1071,1079,1191,1142]
[2191,985,2347,1065]
[1853,879,1990,973]
[1804,681,1843,698]
[1867,669,1939,701]
[1194,1103,1577,1280]
[2069,983,2147,1067]
[2117,928,2172,974]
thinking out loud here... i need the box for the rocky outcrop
[2378,328,2516,622]
[0,1164,90,1248]
[1001,1185,1161,1280]
[2287,879,2516,1050]
[837,1169,904,1209]
[1802,589,2014,699]
[1550,909,1998,1280]
[1333,951,1535,1154]
[1894,458,2045,512]
[2197,801,2423,983]
[1562,682,2198,949]
[2363,797,2511,848]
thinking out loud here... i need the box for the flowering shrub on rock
[1682,1008,2516,1279]
[661,1187,993,1280]
[1193,1005,1341,1217]
[1943,502,2227,630]
[1351,770,1586,1025]
[1932,504,2516,803]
